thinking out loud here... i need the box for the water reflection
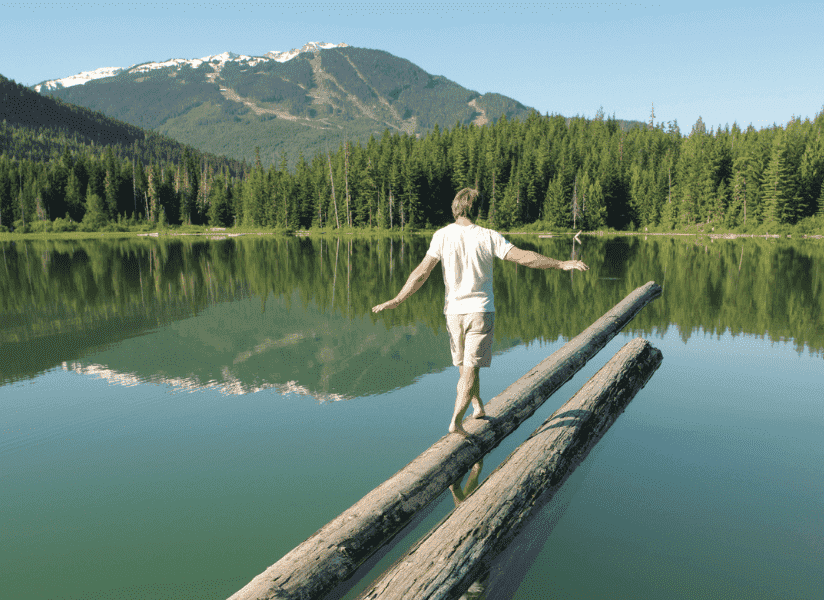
[1,235,822,397]
[451,460,489,600]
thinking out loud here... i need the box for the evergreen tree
[799,132,823,220]
[146,163,159,223]
[571,172,581,229]
[0,160,13,229]
[180,149,198,225]
[402,146,422,228]
[375,183,387,229]
[133,158,147,221]
[207,174,233,227]
[496,178,518,230]
[544,172,567,228]
[274,153,292,228]
[293,154,313,229]
[762,134,800,225]
[586,176,607,229]
[484,145,500,227]
[816,180,824,217]
[81,187,108,230]
[103,148,118,220]
[727,160,748,228]
[451,131,469,191]
[64,167,85,222]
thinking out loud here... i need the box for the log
[358,337,663,600]
[228,282,662,600]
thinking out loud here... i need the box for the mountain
[34,43,534,167]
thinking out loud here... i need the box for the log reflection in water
[450,460,489,600]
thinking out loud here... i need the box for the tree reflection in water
[1,235,821,395]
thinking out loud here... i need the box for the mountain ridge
[34,42,350,92]
[34,43,535,167]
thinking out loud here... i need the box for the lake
[1,233,821,600]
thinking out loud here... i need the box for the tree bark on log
[358,337,663,600]
[227,282,662,600]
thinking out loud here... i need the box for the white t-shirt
[426,223,514,314]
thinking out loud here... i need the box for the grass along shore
[1,214,823,241]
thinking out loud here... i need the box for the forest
[3,66,824,235]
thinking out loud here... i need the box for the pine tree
[387,160,400,229]
[586,177,607,229]
[133,159,147,221]
[485,147,499,227]
[104,167,117,221]
[376,183,387,229]
[274,153,291,228]
[0,160,12,230]
[727,160,748,228]
[497,178,518,231]
[293,154,313,229]
[146,163,159,223]
[402,150,422,229]
[762,134,799,225]
[452,132,469,191]
[544,173,568,228]
[816,180,824,217]
[64,167,84,222]
[571,173,581,229]
[81,186,108,230]
[799,132,823,220]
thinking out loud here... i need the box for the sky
[2,1,822,132]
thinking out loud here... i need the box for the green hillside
[1,73,245,174]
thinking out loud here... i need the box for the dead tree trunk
[227,282,662,600]
[358,337,663,600]
[327,150,340,229]
[344,139,351,227]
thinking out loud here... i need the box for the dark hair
[452,188,479,219]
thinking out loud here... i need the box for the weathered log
[358,337,663,600]
[228,282,662,600]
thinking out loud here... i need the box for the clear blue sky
[2,2,822,131]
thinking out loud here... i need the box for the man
[372,188,589,437]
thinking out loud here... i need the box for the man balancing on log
[372,188,589,437]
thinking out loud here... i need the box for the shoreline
[2,228,823,241]
[506,231,824,239]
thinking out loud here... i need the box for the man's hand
[562,260,589,271]
[372,298,400,312]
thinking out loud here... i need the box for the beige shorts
[445,312,495,368]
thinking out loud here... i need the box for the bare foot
[471,409,486,419]
[448,424,477,445]
[449,423,469,437]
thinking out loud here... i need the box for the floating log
[358,337,663,600]
[228,282,662,600]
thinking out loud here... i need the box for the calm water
[1,234,822,600]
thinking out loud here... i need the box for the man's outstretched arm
[504,246,589,271]
[372,254,440,312]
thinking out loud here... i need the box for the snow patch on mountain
[266,41,347,62]
[34,42,349,92]
[34,66,124,92]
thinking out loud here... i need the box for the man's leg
[450,365,480,436]
[470,373,485,418]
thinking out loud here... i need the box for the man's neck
[455,217,473,227]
